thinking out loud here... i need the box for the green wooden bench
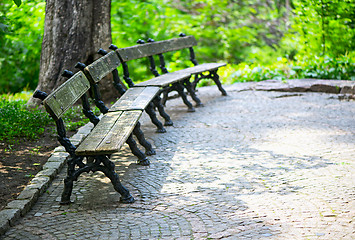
[110,34,227,110]
[75,49,173,133]
[109,44,197,112]
[33,67,154,204]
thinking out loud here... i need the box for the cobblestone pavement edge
[1,80,354,239]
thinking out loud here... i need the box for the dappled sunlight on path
[2,86,354,239]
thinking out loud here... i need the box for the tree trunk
[28,0,116,106]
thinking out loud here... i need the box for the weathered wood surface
[117,36,197,62]
[134,71,191,87]
[43,71,90,120]
[176,63,226,75]
[109,87,160,111]
[75,110,142,155]
[84,51,121,83]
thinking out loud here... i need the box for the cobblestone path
[2,86,354,239]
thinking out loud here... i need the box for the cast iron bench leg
[133,121,156,156]
[99,156,135,203]
[173,82,195,112]
[183,78,203,107]
[125,134,150,166]
[191,74,200,91]
[152,95,174,126]
[60,155,135,204]
[211,70,227,96]
[161,86,171,106]
[145,102,167,133]
[60,157,77,205]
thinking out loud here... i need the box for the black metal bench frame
[33,55,161,205]
[110,34,227,111]
[75,49,172,134]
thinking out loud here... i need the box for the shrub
[293,54,355,80]
[230,53,354,83]
[0,98,51,141]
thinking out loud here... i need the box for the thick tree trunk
[28,0,115,106]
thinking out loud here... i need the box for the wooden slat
[175,63,226,75]
[76,112,121,155]
[75,110,143,155]
[117,36,197,62]
[109,87,160,111]
[134,71,191,87]
[43,72,90,120]
[84,51,121,83]
[95,111,142,154]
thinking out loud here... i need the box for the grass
[0,91,99,143]
[0,97,51,142]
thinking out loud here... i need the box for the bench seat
[76,110,143,155]
[109,86,160,111]
[134,71,191,87]
[174,62,226,75]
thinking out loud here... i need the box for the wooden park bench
[75,49,173,132]
[109,33,227,111]
[33,57,160,204]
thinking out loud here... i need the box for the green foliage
[0,92,101,142]
[291,0,355,57]
[112,0,290,64]
[61,105,100,132]
[13,0,21,7]
[0,0,45,94]
[230,53,355,83]
[0,96,51,141]
[294,53,355,80]
[111,0,354,83]
[1,0,354,95]
[230,58,294,83]
[0,90,33,101]
[110,0,292,81]
[111,0,174,82]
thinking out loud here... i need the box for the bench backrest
[43,71,90,120]
[116,35,197,62]
[84,51,121,84]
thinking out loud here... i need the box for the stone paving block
[77,122,94,135]
[5,199,32,217]
[0,213,10,235]
[29,176,51,193]
[42,161,65,175]
[1,82,355,239]
[69,133,86,145]
[48,152,69,161]
[36,167,58,180]
[53,146,66,153]
[25,183,44,192]
[0,209,20,227]
[17,187,39,202]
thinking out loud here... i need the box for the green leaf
[13,0,22,7]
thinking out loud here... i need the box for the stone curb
[0,123,94,235]
[225,79,354,100]
[250,79,354,96]
[0,79,353,236]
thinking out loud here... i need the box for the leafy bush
[0,97,51,141]
[293,54,355,80]
[230,53,354,83]
[291,0,355,57]
[0,91,101,142]
[2,0,354,95]
[0,0,45,94]
[61,105,100,132]
[230,58,294,83]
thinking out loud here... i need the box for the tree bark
[28,0,116,106]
